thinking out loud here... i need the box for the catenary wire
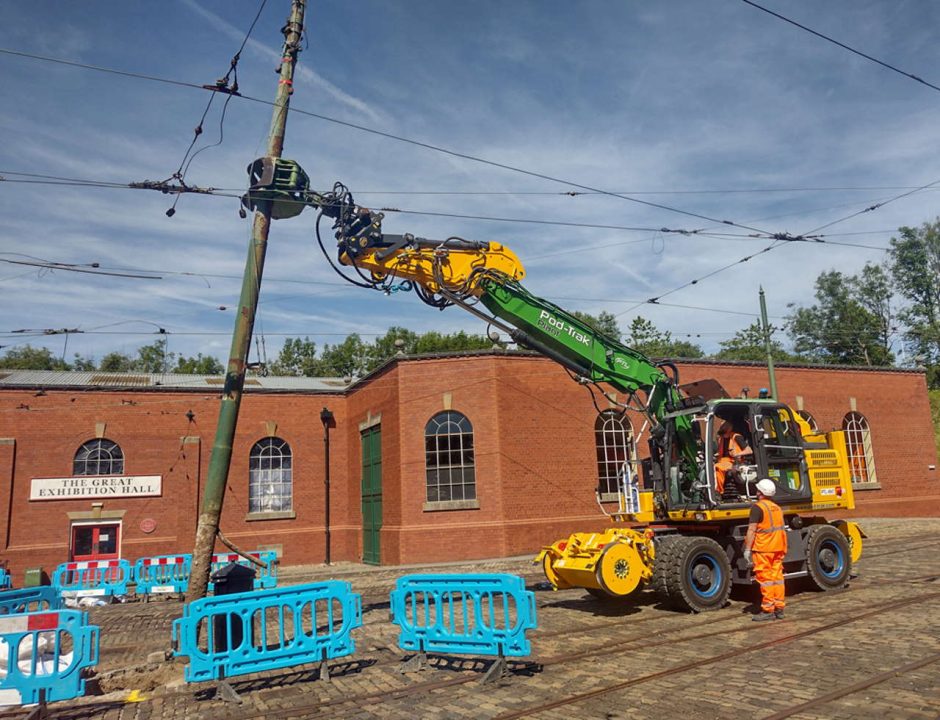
[0,174,893,250]
[740,0,940,95]
[801,177,940,235]
[0,48,784,238]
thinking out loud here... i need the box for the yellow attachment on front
[535,527,655,597]
[834,520,865,563]
[340,242,525,295]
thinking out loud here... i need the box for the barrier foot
[215,680,243,704]
[24,689,49,720]
[399,651,428,674]
[319,660,331,683]
[481,655,509,685]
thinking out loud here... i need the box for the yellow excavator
[245,158,864,612]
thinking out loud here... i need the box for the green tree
[319,334,368,377]
[625,317,704,358]
[413,330,491,354]
[0,345,70,370]
[889,221,940,387]
[175,353,224,374]
[571,310,621,340]
[367,327,420,371]
[854,263,895,357]
[71,354,96,371]
[787,268,894,366]
[135,339,175,373]
[270,337,321,376]
[98,351,135,372]
[714,320,796,362]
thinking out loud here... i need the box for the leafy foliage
[270,328,493,377]
[714,320,797,362]
[571,310,621,340]
[786,266,894,366]
[269,337,320,376]
[889,221,940,387]
[0,345,70,371]
[625,316,704,359]
[0,339,225,375]
[175,353,224,375]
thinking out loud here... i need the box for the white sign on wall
[30,475,162,501]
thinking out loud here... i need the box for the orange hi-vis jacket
[717,433,747,461]
[753,498,787,553]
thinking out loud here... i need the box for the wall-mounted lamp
[320,408,335,565]
[185,409,195,422]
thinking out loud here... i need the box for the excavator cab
[705,401,813,507]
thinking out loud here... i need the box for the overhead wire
[801,177,940,235]
[158,0,269,215]
[0,47,786,238]
[740,0,940,95]
[0,172,772,239]
[0,46,919,344]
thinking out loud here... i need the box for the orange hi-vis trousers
[714,458,734,494]
[753,551,785,613]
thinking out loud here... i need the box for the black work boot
[774,608,785,619]
[752,612,776,622]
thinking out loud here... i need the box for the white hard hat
[756,478,776,496]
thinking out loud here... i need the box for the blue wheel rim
[817,539,845,579]
[688,552,723,598]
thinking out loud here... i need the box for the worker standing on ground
[714,420,752,494]
[743,478,787,621]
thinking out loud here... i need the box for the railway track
[9,529,938,719]
[46,576,930,720]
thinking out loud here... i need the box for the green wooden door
[360,425,382,565]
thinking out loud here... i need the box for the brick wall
[0,355,936,581]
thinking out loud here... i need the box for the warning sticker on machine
[819,488,836,496]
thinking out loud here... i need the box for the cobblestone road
[5,517,939,720]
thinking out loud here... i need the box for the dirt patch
[91,657,186,694]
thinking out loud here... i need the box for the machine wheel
[540,542,572,590]
[653,535,731,612]
[805,524,851,590]
[586,587,615,600]
[594,541,644,597]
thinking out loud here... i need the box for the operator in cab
[743,478,787,622]
[714,419,753,495]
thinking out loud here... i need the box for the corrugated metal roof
[0,370,349,392]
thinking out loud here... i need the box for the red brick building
[0,353,936,583]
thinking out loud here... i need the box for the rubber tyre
[805,524,851,590]
[652,535,731,612]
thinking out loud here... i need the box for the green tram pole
[759,286,778,401]
[187,0,307,603]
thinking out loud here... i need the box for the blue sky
[1,0,939,368]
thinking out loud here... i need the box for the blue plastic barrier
[51,559,131,598]
[0,569,10,591]
[133,554,192,598]
[172,580,362,685]
[208,551,278,592]
[390,573,537,677]
[0,610,99,705]
[0,588,62,616]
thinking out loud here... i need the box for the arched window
[797,410,819,432]
[73,439,124,476]
[249,437,293,513]
[842,412,877,486]
[595,411,635,496]
[425,411,475,503]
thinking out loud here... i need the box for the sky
[1,0,939,370]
